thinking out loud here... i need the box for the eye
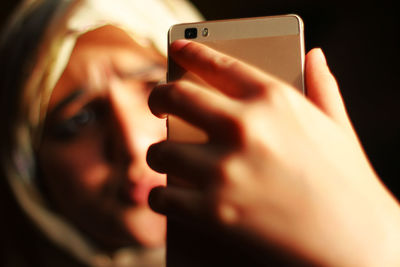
[51,107,97,140]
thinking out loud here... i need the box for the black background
[1,0,399,198]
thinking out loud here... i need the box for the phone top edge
[170,14,303,28]
[168,14,303,44]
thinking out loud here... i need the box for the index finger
[169,40,278,99]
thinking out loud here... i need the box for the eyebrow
[48,89,85,118]
[47,64,165,120]
[117,63,166,80]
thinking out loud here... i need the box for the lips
[123,179,164,206]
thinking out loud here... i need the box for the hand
[147,40,400,267]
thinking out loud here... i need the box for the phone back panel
[168,15,304,89]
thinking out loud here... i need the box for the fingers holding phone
[149,37,400,266]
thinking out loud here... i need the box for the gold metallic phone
[167,15,305,266]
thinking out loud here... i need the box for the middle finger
[147,141,225,189]
[149,80,242,142]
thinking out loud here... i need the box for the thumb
[305,48,353,132]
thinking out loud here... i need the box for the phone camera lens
[184,28,197,39]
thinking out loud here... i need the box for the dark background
[1,0,399,198]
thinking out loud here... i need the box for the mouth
[121,179,164,206]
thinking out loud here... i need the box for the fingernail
[170,39,191,54]
[146,143,166,173]
[148,186,166,214]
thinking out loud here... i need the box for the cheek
[39,135,111,200]
[144,113,167,142]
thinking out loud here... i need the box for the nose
[106,77,165,181]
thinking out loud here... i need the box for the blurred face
[38,26,166,250]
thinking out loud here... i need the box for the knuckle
[206,155,243,225]
[212,195,240,226]
[171,80,187,94]
[212,156,236,187]
[244,77,276,101]
[215,114,246,146]
[261,79,289,103]
[166,81,189,103]
[263,83,291,109]
[253,81,271,96]
[210,55,237,73]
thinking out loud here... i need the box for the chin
[124,205,166,248]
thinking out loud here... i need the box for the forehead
[48,25,165,111]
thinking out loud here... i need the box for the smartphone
[167,15,305,266]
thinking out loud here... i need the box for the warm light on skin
[147,41,400,266]
[38,26,167,250]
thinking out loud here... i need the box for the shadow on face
[38,25,167,250]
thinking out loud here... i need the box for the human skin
[38,26,167,250]
[147,40,400,266]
